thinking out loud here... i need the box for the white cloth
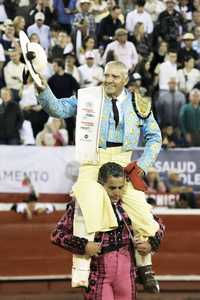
[78,64,104,88]
[4,61,25,90]
[103,41,138,70]
[144,0,165,22]
[106,88,127,122]
[177,68,200,94]
[158,60,178,90]
[75,86,104,163]
[0,4,7,22]
[126,9,153,34]
[0,43,5,62]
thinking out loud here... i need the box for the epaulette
[132,92,152,119]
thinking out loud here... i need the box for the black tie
[111,99,119,128]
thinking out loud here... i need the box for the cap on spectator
[182,33,195,40]
[19,31,47,88]
[79,0,91,3]
[85,51,95,59]
[4,19,14,27]
[115,28,128,36]
[35,12,45,21]
[132,73,142,81]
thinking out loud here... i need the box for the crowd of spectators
[0,0,199,147]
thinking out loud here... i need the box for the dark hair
[136,0,146,6]
[183,55,194,62]
[53,58,65,69]
[98,162,124,185]
[112,5,121,11]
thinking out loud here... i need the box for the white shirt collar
[105,88,127,103]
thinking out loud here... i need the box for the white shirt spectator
[126,9,153,35]
[27,23,51,50]
[177,68,200,94]
[78,48,102,66]
[145,0,165,22]
[78,63,104,88]
[158,60,178,90]
[4,60,25,90]
[103,40,138,70]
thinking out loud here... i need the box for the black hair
[52,58,65,69]
[98,162,124,185]
[136,0,146,7]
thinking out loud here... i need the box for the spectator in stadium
[0,87,24,145]
[129,22,152,59]
[65,51,81,82]
[144,0,165,23]
[72,0,96,47]
[78,51,104,87]
[176,192,197,209]
[156,77,186,129]
[154,0,186,48]
[127,72,148,97]
[48,58,79,98]
[102,28,138,71]
[77,35,102,66]
[162,124,184,148]
[36,117,69,146]
[144,167,160,193]
[4,0,18,20]
[28,0,56,26]
[136,58,154,96]
[192,26,200,56]
[97,5,122,48]
[27,12,51,51]
[180,88,200,146]
[150,41,168,74]
[11,175,55,219]
[48,58,79,144]
[51,162,165,296]
[177,33,199,67]
[164,169,193,194]
[48,31,73,62]
[189,11,200,32]
[156,49,178,92]
[177,56,200,95]
[91,0,109,33]
[53,0,77,34]
[0,19,17,62]
[13,16,26,38]
[126,0,154,36]
[3,48,25,102]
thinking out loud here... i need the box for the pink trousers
[85,247,136,300]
